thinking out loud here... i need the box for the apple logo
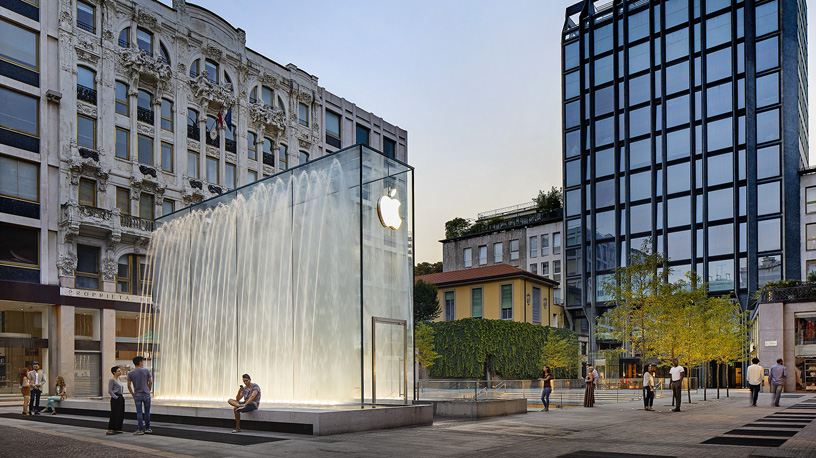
[377,188,402,230]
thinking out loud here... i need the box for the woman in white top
[642,364,656,411]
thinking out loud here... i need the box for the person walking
[20,369,30,415]
[643,364,656,411]
[127,356,153,435]
[769,358,787,407]
[583,365,596,408]
[27,362,45,415]
[43,376,67,414]
[540,367,554,412]
[669,359,684,412]
[747,357,764,407]
[107,366,125,435]
[227,373,261,433]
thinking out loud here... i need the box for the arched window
[261,86,273,107]
[224,72,232,89]
[247,131,257,161]
[262,137,273,166]
[189,58,200,78]
[249,87,258,103]
[117,254,146,294]
[76,66,96,104]
[159,42,171,65]
[118,27,130,47]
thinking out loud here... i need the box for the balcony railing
[262,153,275,167]
[76,84,97,105]
[78,147,99,162]
[137,106,154,124]
[205,132,219,147]
[187,124,200,140]
[78,205,111,221]
[225,138,236,153]
[120,214,154,232]
[758,282,816,304]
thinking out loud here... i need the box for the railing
[137,106,154,124]
[187,124,200,140]
[758,283,816,303]
[262,153,275,167]
[78,205,111,221]
[478,202,538,220]
[76,84,97,104]
[120,214,154,232]
[225,138,236,153]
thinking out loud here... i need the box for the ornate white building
[0,0,406,397]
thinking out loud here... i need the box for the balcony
[60,202,113,239]
[262,152,275,167]
[120,214,154,232]
[76,84,96,105]
[78,147,99,162]
[187,124,200,140]
[225,138,236,153]
[137,106,154,124]
[758,282,816,304]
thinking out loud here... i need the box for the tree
[415,322,439,368]
[534,187,563,212]
[540,329,581,379]
[706,296,747,399]
[414,280,441,323]
[415,261,443,276]
[444,217,471,239]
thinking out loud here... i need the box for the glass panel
[708,187,733,221]
[628,10,650,42]
[708,223,733,256]
[757,181,781,216]
[0,87,38,135]
[565,130,580,157]
[757,145,780,179]
[595,147,614,178]
[667,196,690,228]
[756,37,779,72]
[665,28,689,62]
[564,41,579,70]
[629,106,650,137]
[594,85,615,116]
[565,71,580,99]
[668,230,691,261]
[756,72,779,108]
[595,116,614,146]
[706,0,730,14]
[566,159,580,187]
[756,0,778,37]
[665,60,689,95]
[77,115,95,149]
[707,152,732,186]
[630,203,651,234]
[666,128,690,160]
[708,259,734,291]
[595,55,614,86]
[707,117,732,151]
[629,137,651,169]
[596,178,615,208]
[0,19,38,69]
[758,254,782,287]
[629,73,650,106]
[707,81,732,117]
[594,23,613,55]
[705,12,731,48]
[630,171,651,201]
[667,162,690,194]
[628,42,650,74]
[566,189,580,216]
[758,218,781,252]
[565,101,580,129]
[137,134,152,165]
[665,0,689,28]
[757,109,779,143]
[595,210,615,239]
[666,95,689,128]
[706,47,731,83]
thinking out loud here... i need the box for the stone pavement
[0,390,813,457]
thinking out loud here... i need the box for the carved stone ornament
[137,122,155,136]
[203,44,223,60]
[134,9,159,29]
[189,72,235,109]
[77,102,97,117]
[57,249,78,277]
[296,128,319,149]
[102,255,118,281]
[65,141,110,188]
[130,166,165,196]
[75,39,100,64]
[119,47,172,85]
[248,102,286,134]
[182,181,205,204]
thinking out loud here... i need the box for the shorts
[236,403,258,413]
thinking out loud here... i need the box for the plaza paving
[0,390,814,457]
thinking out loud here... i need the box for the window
[77,114,95,150]
[553,260,561,275]
[136,28,152,55]
[707,118,733,151]
[139,193,154,220]
[553,232,561,255]
[115,81,129,116]
[117,254,146,294]
[756,37,778,72]
[666,95,689,128]
[757,181,781,216]
[116,187,129,215]
[807,224,816,251]
[137,90,153,124]
[594,86,614,117]
[629,106,650,137]
[297,102,309,127]
[261,86,273,106]
[706,47,731,83]
[444,291,455,321]
[0,18,38,70]
[383,137,396,159]
[160,142,173,172]
[510,239,519,261]
[118,27,130,48]
[707,81,732,117]
[206,156,218,184]
[278,144,288,170]
[76,1,95,34]
[187,108,199,140]
[542,262,550,276]
[326,110,341,148]
[187,151,199,178]
[355,124,370,146]
[464,247,472,268]
[756,73,779,108]
[159,43,171,65]
[471,288,483,318]
[225,163,236,189]
[78,178,96,206]
[530,263,538,274]
[807,187,816,214]
[77,66,96,93]
[628,43,649,75]
[540,234,550,256]
[667,162,690,194]
[299,150,309,165]
[757,109,780,143]
[478,245,487,265]
[262,138,274,166]
[500,284,513,320]
[594,23,612,55]
[565,71,579,99]
[137,134,153,166]
[247,132,257,161]
[0,86,38,136]
[189,59,199,78]
[708,187,733,221]
[758,218,781,252]
[564,41,579,70]
[0,156,37,202]
[247,170,257,184]
[665,28,688,62]
[667,230,691,261]
[708,223,734,257]
[494,242,503,263]
[708,259,734,291]
[0,222,38,268]
[204,59,218,83]
[565,160,580,187]
[706,13,731,48]
[161,99,173,131]
[205,115,218,145]
[76,245,100,290]
[756,0,778,36]
[529,236,538,258]
[628,9,649,42]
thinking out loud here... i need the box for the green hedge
[428,319,579,379]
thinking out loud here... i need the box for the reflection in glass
[708,223,733,257]
[707,118,732,151]
[667,196,690,228]
[757,109,780,143]
[758,254,782,287]
[756,37,779,72]
[757,181,781,216]
[707,153,732,186]
[758,218,781,252]
[708,187,733,221]
[668,230,691,261]
[709,259,734,291]
[756,73,779,108]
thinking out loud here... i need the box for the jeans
[670,381,682,410]
[46,396,62,410]
[29,389,41,413]
[643,387,654,409]
[749,383,761,406]
[541,386,551,410]
[134,395,151,431]
[772,383,783,407]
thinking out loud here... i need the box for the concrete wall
[442,229,527,272]
[429,398,528,419]
[801,173,816,278]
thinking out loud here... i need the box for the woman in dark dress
[541,367,554,412]
[584,365,595,407]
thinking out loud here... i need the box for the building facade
[420,264,565,328]
[0,0,406,397]
[441,204,563,304]
[801,169,816,278]
[561,0,807,353]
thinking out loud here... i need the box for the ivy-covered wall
[429,319,579,379]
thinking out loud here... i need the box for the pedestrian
[769,358,787,407]
[127,356,153,435]
[20,369,30,415]
[107,366,125,435]
[27,361,46,415]
[584,365,595,408]
[227,373,261,433]
[592,366,600,388]
[669,359,684,412]
[643,364,656,411]
[747,357,764,407]
[540,367,554,412]
[43,376,67,414]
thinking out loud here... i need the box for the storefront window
[796,313,816,347]
[0,309,46,394]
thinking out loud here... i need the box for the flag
[224,107,233,134]
[217,109,224,130]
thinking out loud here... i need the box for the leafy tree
[444,217,471,239]
[414,280,441,323]
[808,271,816,283]
[415,261,443,276]
[706,296,747,398]
[534,187,563,212]
[540,329,581,379]
[415,322,439,368]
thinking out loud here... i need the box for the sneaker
[134,430,144,435]
[145,428,152,434]
[106,430,116,436]
[231,429,241,433]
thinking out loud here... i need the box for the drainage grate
[746,423,807,428]
[724,429,798,437]
[558,452,675,458]
[702,437,786,447]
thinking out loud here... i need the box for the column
[198,116,207,180]
[153,97,162,168]
[101,308,116,388]
[50,305,76,396]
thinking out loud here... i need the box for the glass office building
[561,0,808,352]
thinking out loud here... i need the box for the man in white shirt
[746,357,764,407]
[669,359,684,412]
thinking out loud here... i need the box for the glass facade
[562,0,806,350]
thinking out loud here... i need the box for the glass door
[371,317,407,405]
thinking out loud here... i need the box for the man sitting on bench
[227,373,261,433]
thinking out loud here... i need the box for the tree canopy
[534,186,563,212]
[414,280,441,323]
[415,261,443,276]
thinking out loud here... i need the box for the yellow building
[419,264,565,327]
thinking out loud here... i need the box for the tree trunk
[687,364,692,404]
[726,365,730,398]
[703,363,707,401]
[716,363,720,399]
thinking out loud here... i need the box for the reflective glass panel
[667,196,691,228]
[565,130,580,157]
[629,106,650,137]
[707,117,732,151]
[708,223,733,256]
[595,55,614,86]
[666,128,690,160]
[707,152,732,186]
[595,85,615,116]
[595,147,614,178]
[629,42,650,75]
[707,81,732,117]
[665,0,688,28]
[708,187,733,221]
[758,254,782,287]
[629,73,650,105]
[667,162,690,194]
[756,0,778,37]
[566,159,580,187]
[756,37,779,71]
[757,145,780,179]
[595,116,614,146]
[706,47,732,83]
[668,230,691,261]
[706,13,731,48]
[594,24,613,55]
[666,95,689,128]
[757,181,781,216]
[630,138,651,169]
[565,101,580,128]
[630,171,651,201]
[758,218,781,252]
[565,41,579,70]
[756,72,779,108]
[565,71,580,99]
[665,60,689,95]
[630,203,651,234]
[596,178,615,209]
[628,10,650,42]
[757,109,779,143]
[708,259,734,291]
[595,210,615,238]
[665,28,689,62]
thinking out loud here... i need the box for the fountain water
[138,145,414,405]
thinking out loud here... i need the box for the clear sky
[180,0,816,263]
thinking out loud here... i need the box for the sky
[179,0,816,263]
